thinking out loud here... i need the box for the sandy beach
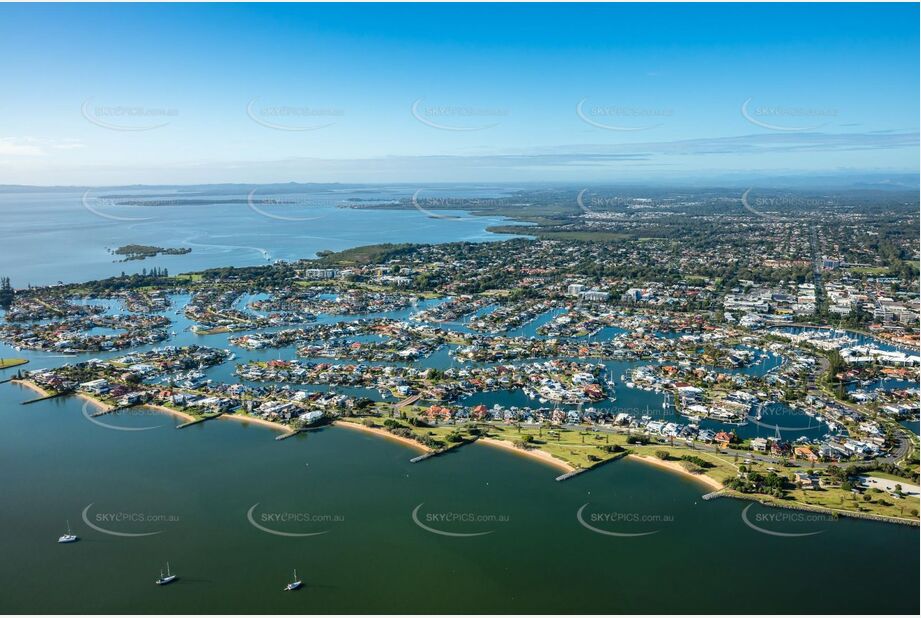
[75,391,114,412]
[333,419,431,453]
[222,412,292,434]
[478,437,575,473]
[628,454,724,491]
[140,403,197,424]
[13,381,202,425]
[11,379,51,397]
[76,391,199,424]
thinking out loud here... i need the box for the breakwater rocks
[709,489,919,527]
[410,436,481,462]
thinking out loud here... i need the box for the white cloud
[51,139,85,151]
[0,136,85,156]
[0,137,45,156]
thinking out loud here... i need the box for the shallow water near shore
[0,381,918,614]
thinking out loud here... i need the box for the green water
[0,384,917,614]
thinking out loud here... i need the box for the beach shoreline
[333,419,431,453]
[73,389,199,424]
[478,437,575,473]
[222,412,292,434]
[11,379,49,397]
[141,403,197,424]
[74,391,114,412]
[628,454,724,491]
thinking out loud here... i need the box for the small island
[110,245,192,262]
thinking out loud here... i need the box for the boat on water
[155,562,177,585]
[284,569,302,591]
[57,520,78,544]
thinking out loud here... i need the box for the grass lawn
[862,470,918,484]
[778,486,919,520]
[0,358,28,369]
[411,424,479,446]
[477,425,636,469]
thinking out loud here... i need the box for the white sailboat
[284,569,302,591]
[155,562,177,585]
[57,520,78,544]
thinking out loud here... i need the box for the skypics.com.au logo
[411,503,510,537]
[576,503,673,537]
[246,503,344,538]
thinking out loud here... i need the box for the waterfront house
[79,378,110,395]
[697,429,716,442]
[714,431,733,446]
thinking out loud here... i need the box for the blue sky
[0,2,917,185]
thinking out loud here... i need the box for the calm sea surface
[0,188,525,286]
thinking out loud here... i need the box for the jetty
[21,389,73,405]
[177,411,224,428]
[555,449,629,481]
[410,436,480,462]
[555,469,587,481]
